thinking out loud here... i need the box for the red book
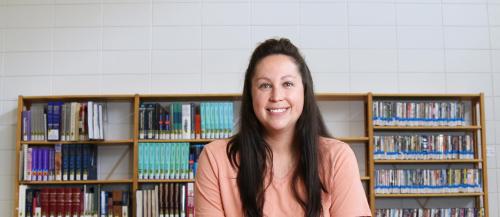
[49,188,57,217]
[57,188,65,217]
[65,188,72,217]
[40,188,50,217]
[195,113,201,139]
[112,190,123,217]
[72,188,80,217]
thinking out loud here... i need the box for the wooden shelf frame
[371,93,489,216]
[12,93,490,217]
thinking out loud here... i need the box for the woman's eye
[259,83,272,89]
[284,81,294,87]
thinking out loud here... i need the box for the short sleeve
[194,147,226,217]
[329,143,372,217]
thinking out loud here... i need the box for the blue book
[82,145,89,180]
[69,144,75,181]
[42,148,48,181]
[75,144,82,180]
[62,145,69,181]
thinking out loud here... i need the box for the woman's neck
[264,129,295,155]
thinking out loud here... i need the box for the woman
[195,38,371,217]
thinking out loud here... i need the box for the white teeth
[269,108,287,113]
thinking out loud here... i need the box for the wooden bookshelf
[371,93,489,217]
[12,93,490,217]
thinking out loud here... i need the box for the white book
[98,104,104,140]
[18,185,27,217]
[23,144,31,181]
[88,101,94,140]
[136,190,143,217]
[70,103,76,141]
[93,103,99,140]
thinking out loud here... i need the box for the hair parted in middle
[227,38,331,217]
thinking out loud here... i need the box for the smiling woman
[194,38,371,217]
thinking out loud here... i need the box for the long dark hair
[227,38,331,217]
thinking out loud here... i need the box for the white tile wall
[491,27,500,49]
[153,2,201,26]
[493,50,500,73]
[103,27,151,50]
[444,27,490,49]
[302,49,350,73]
[1,1,499,216]
[398,49,445,72]
[397,27,444,49]
[252,2,299,25]
[399,73,446,93]
[54,4,101,27]
[350,49,398,73]
[53,28,101,51]
[103,3,152,27]
[348,3,395,25]
[350,27,397,49]
[152,50,202,74]
[445,49,492,73]
[102,50,150,74]
[202,26,250,49]
[299,27,348,49]
[490,4,500,25]
[4,29,52,52]
[6,5,53,28]
[396,4,442,26]
[153,26,201,50]
[251,26,299,45]
[202,2,250,26]
[4,52,52,76]
[54,51,101,75]
[300,2,347,26]
[442,4,489,26]
[203,49,249,74]
[52,75,102,95]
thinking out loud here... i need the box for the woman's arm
[194,148,226,217]
[329,143,372,217]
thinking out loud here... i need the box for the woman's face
[251,54,304,136]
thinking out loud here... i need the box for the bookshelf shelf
[373,126,481,131]
[138,139,214,143]
[375,193,484,198]
[361,176,370,181]
[138,179,195,183]
[335,136,370,143]
[374,159,482,164]
[19,179,133,185]
[21,139,134,145]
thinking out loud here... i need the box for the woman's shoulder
[202,139,231,160]
[318,136,354,157]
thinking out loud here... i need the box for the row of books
[375,208,484,217]
[17,185,129,217]
[138,143,204,180]
[22,101,106,141]
[136,183,194,217]
[375,169,482,194]
[21,144,97,181]
[139,102,234,140]
[372,101,466,126]
[374,134,474,160]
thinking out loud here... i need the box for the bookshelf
[370,93,489,217]
[13,93,489,217]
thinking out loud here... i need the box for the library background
[0,1,499,217]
